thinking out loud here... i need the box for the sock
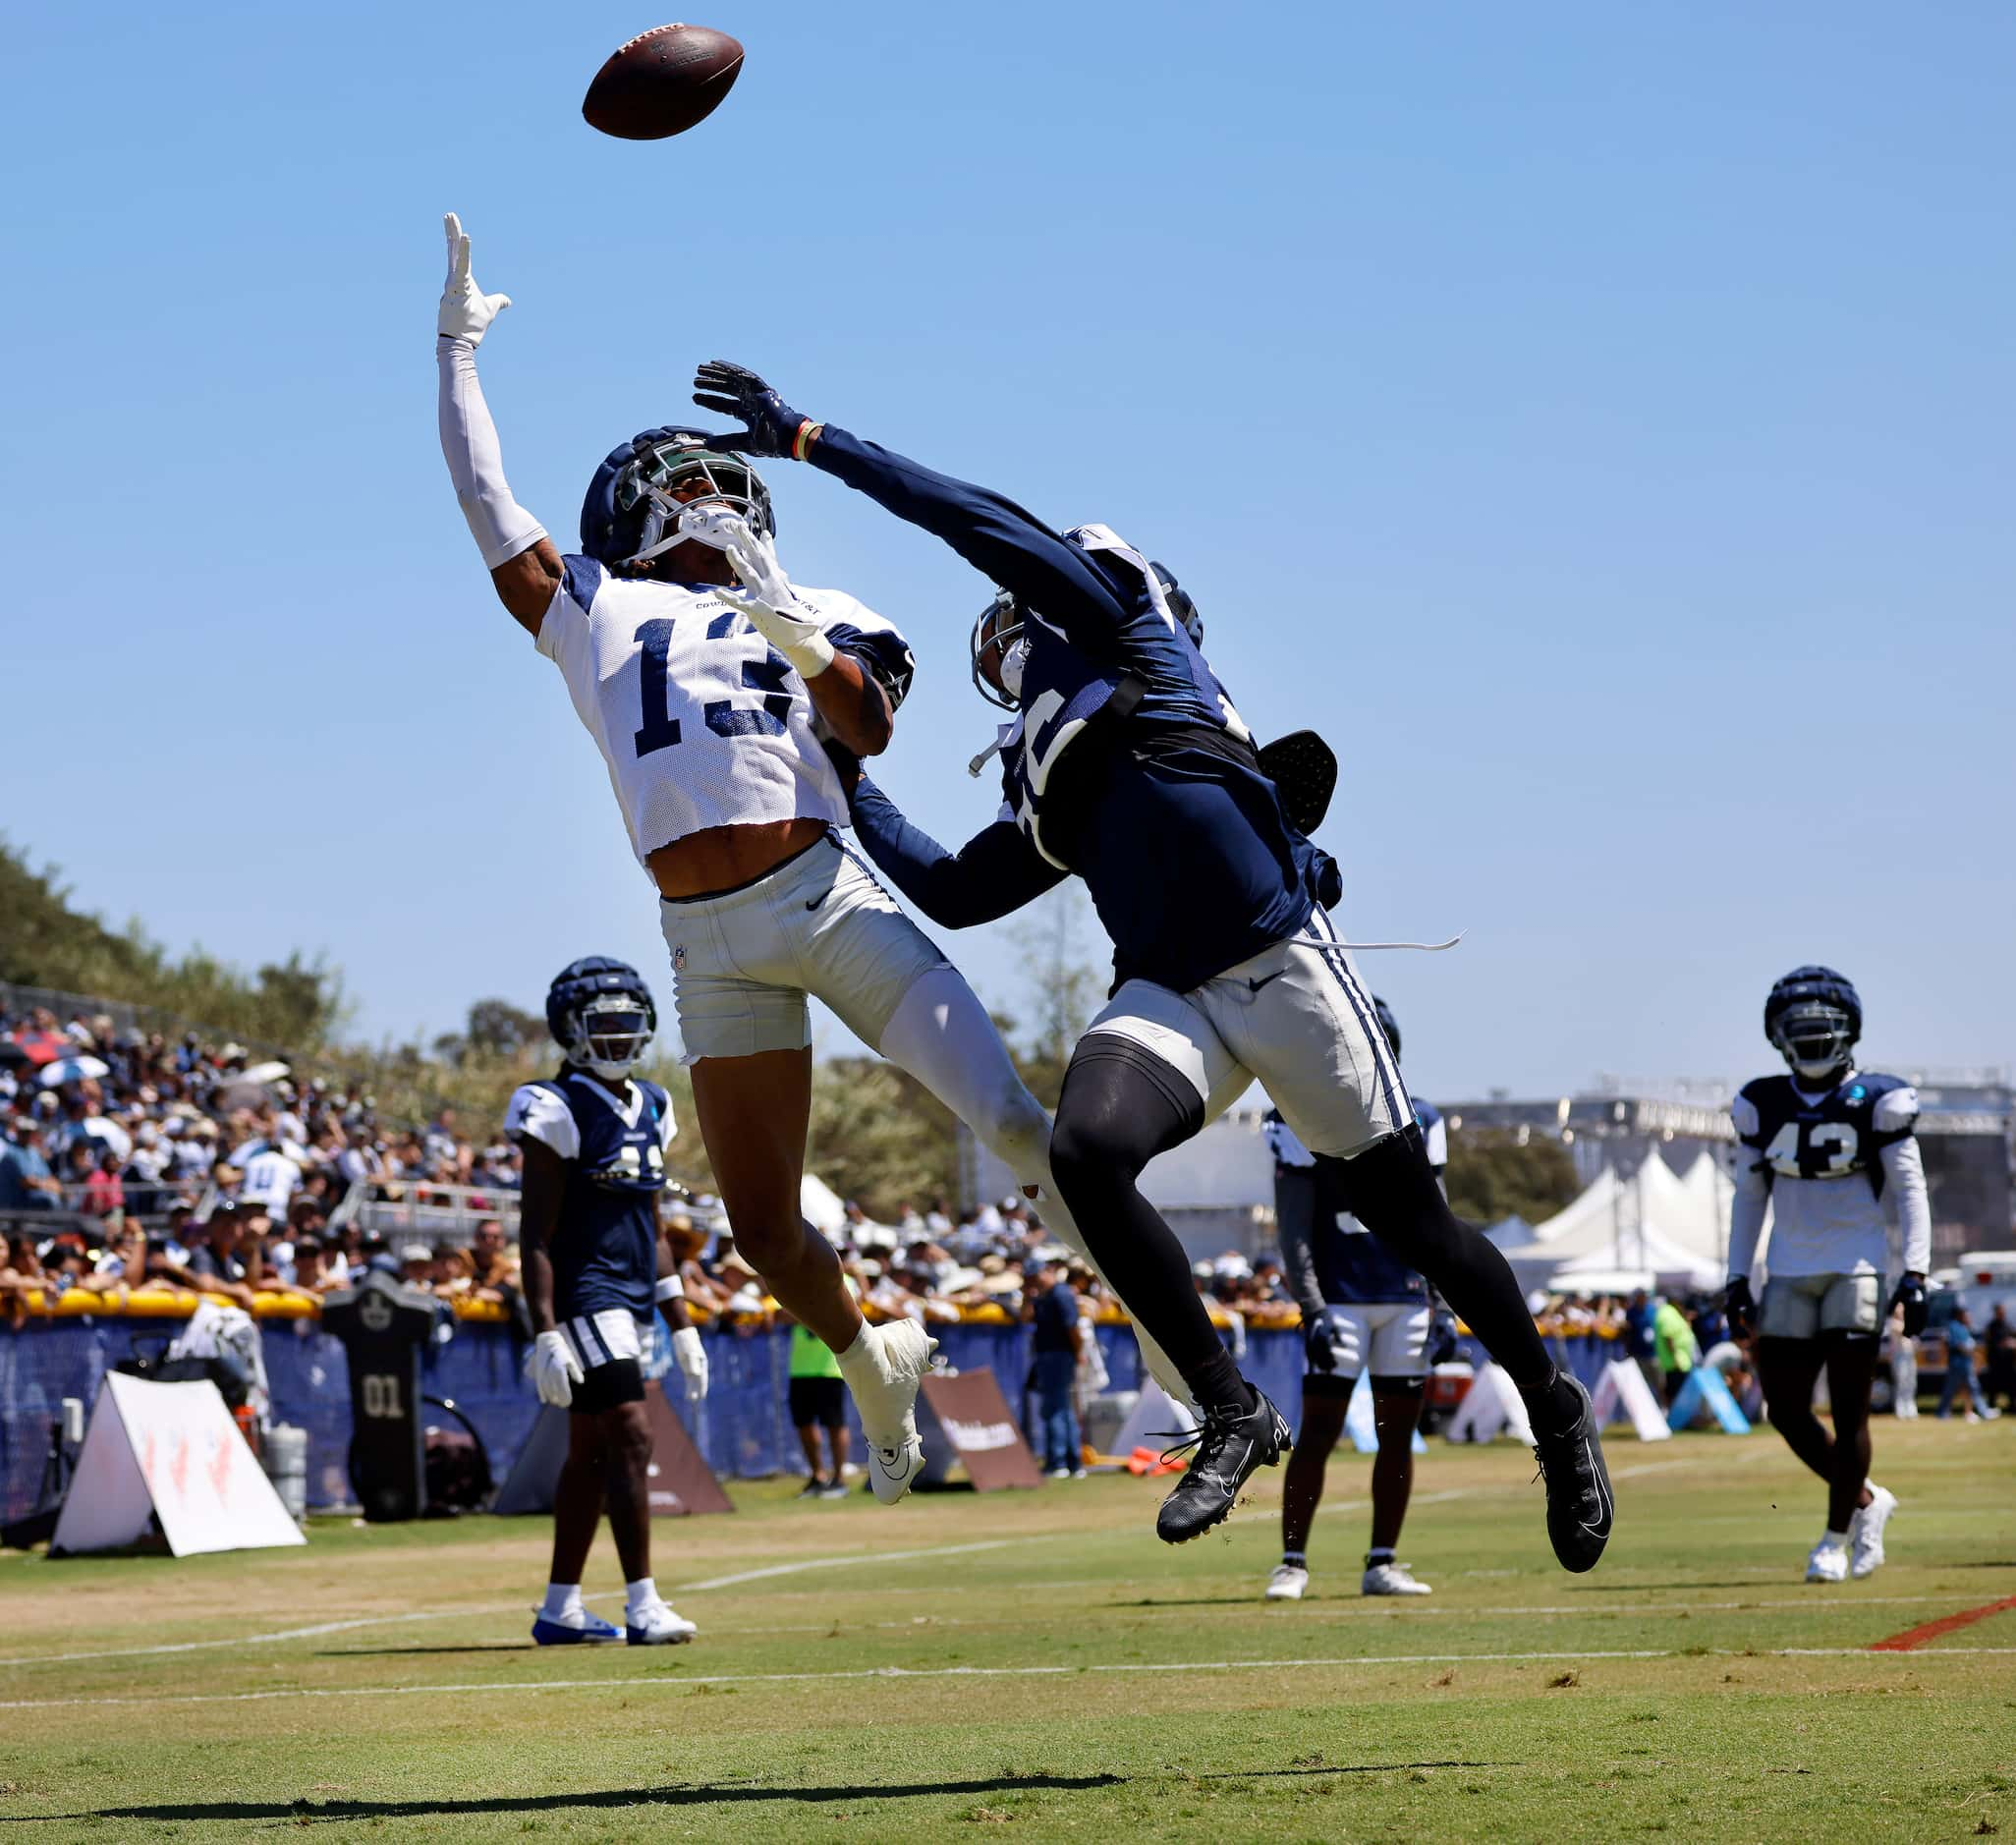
[1367,1548,1396,1568]
[540,1583,583,1622]
[1191,1345,1254,1419]
[1281,1550,1307,1569]
[1517,1367,1583,1431]
[835,1323,881,1379]
[1821,1530,1850,1549]
[625,1576,659,1618]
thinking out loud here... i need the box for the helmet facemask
[613,437,773,573]
[1770,1001,1855,1085]
[970,588,1027,711]
[567,993,655,1081]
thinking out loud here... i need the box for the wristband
[791,420,822,463]
[654,1274,685,1304]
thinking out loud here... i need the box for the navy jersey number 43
[1736,1073,1916,1194]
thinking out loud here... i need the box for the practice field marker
[5,1646,2013,1713]
[1868,1593,2016,1652]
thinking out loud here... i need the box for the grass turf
[1,1416,2012,1842]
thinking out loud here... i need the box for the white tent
[801,1172,848,1237]
[1497,1155,1729,1295]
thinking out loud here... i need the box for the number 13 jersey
[534,554,915,869]
[1730,1070,1922,1279]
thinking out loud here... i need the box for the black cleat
[1155,1388,1292,1544]
[1530,1373,1614,1572]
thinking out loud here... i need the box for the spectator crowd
[7,1000,2015,1429]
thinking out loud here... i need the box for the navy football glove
[692,360,819,460]
[1304,1305,1353,1373]
[1725,1277,1758,1339]
[1426,1308,1461,1369]
[1890,1273,1929,1339]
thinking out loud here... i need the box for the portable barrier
[0,1304,1618,1524]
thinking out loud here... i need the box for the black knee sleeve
[1051,1037,1224,1383]
[1052,1037,1203,1188]
[1329,1128,1551,1391]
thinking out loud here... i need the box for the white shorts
[1760,1271,1882,1340]
[1307,1302,1433,1384]
[659,836,948,1062]
[1080,908,1409,1158]
[557,1308,645,1372]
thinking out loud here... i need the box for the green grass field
[2,1417,2012,1843]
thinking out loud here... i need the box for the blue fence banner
[0,1318,1618,1523]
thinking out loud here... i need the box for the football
[582,24,745,140]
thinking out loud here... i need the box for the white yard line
[0,1538,1015,1668]
[681,1538,1012,1592]
[2,1646,2009,1712]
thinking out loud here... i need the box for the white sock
[1822,1529,1850,1548]
[541,1583,584,1621]
[625,1576,660,1618]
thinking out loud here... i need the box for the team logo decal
[673,944,687,973]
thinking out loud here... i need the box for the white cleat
[1805,1539,1849,1585]
[1850,1485,1898,1579]
[1265,1563,1309,1601]
[1362,1561,1433,1596]
[847,1319,938,1504]
[625,1599,699,1646]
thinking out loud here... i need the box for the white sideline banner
[51,1374,307,1557]
[1589,1358,1673,1442]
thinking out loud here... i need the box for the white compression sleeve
[1727,1157,1769,1281]
[436,336,547,569]
[875,965,1186,1403]
[1880,1137,1932,1274]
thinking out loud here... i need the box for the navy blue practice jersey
[1272,1101,1447,1305]
[1729,1070,1923,1279]
[504,1070,675,1319]
[814,429,1325,996]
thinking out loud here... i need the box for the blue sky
[4,1,2010,1097]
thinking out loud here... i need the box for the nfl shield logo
[673,944,687,973]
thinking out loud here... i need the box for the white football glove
[678,506,835,677]
[670,1325,709,1402]
[438,212,512,347]
[530,1328,583,1408]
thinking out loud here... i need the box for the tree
[807,1058,960,1217]
[1444,1128,1581,1228]
[1011,885,1105,1109]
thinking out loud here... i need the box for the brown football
[582,24,745,140]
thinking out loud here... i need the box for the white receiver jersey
[534,554,915,868]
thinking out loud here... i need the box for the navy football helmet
[1764,966,1861,1085]
[968,554,1202,712]
[1372,994,1401,1062]
[546,956,656,1079]
[581,427,774,574]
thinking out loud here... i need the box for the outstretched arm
[434,213,563,633]
[849,774,1063,927]
[691,362,1134,650]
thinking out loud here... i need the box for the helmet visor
[578,997,652,1069]
[616,442,774,566]
[1771,1001,1853,1078]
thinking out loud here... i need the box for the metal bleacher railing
[329,1180,727,1248]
